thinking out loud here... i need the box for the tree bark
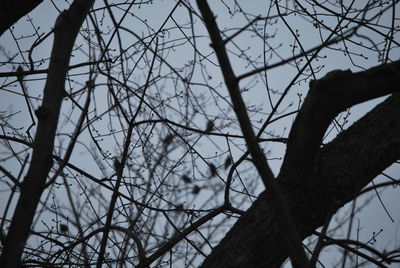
[201,62,400,267]
[0,1,93,267]
[0,0,43,37]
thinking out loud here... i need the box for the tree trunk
[201,84,400,267]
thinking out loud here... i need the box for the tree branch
[280,60,400,180]
[0,0,43,37]
[196,0,309,266]
[0,1,94,266]
[201,77,400,267]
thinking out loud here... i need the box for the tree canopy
[0,1,399,267]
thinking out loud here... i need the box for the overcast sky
[1,1,399,267]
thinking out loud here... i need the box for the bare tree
[0,1,399,267]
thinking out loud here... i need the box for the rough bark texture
[201,61,400,267]
[0,0,43,37]
[0,1,94,267]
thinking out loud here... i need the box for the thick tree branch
[201,69,400,267]
[0,0,43,37]
[0,1,94,267]
[281,60,400,180]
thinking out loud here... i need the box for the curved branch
[0,0,43,37]
[281,60,400,180]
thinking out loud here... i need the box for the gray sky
[1,1,399,267]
